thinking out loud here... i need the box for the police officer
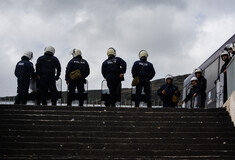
[36,46,61,106]
[131,50,155,108]
[194,68,207,108]
[220,50,231,103]
[225,42,235,58]
[179,77,198,107]
[15,51,35,105]
[220,50,231,73]
[157,74,181,107]
[102,47,127,107]
[65,49,90,107]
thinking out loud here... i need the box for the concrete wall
[224,91,235,126]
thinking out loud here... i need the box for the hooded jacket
[36,52,61,77]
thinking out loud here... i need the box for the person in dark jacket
[15,51,35,105]
[220,50,231,73]
[102,47,127,107]
[194,68,207,108]
[65,49,90,107]
[179,77,198,108]
[157,74,181,107]
[220,50,231,103]
[36,46,61,106]
[131,50,155,108]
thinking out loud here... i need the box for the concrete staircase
[0,105,235,159]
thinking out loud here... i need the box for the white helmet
[194,68,202,74]
[23,51,33,60]
[139,50,148,59]
[220,50,229,57]
[44,46,55,55]
[225,42,235,51]
[165,74,173,82]
[190,77,198,82]
[72,48,82,57]
[107,47,116,57]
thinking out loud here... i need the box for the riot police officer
[157,74,181,107]
[101,47,127,107]
[65,49,90,106]
[225,42,235,58]
[179,77,198,107]
[220,50,231,103]
[194,68,207,108]
[15,51,35,105]
[220,50,231,73]
[131,50,155,108]
[36,46,61,106]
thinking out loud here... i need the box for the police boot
[79,101,84,107]
[42,101,47,106]
[105,102,110,107]
[110,103,116,108]
[147,102,152,108]
[135,101,139,108]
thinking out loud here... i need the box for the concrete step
[0,104,228,112]
[1,136,235,145]
[0,114,231,122]
[1,149,235,159]
[1,119,233,128]
[1,130,235,138]
[1,124,234,132]
[0,109,229,116]
[0,104,235,159]
[2,142,235,150]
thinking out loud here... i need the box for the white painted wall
[224,91,235,126]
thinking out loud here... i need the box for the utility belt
[39,73,56,76]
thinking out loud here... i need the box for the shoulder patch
[139,62,148,66]
[18,62,24,66]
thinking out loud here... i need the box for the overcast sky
[0,0,235,97]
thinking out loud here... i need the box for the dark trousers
[36,79,41,105]
[162,100,176,107]
[197,93,206,108]
[15,77,30,105]
[135,81,151,107]
[107,79,121,107]
[223,73,228,103]
[67,80,85,106]
[40,75,57,105]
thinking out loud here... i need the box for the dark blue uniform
[15,56,35,104]
[195,76,207,108]
[157,83,181,107]
[131,59,155,107]
[36,53,61,105]
[102,55,126,107]
[65,55,90,106]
